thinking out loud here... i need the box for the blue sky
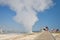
[33,0,60,31]
[0,6,25,32]
[0,0,60,32]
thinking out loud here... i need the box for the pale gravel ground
[0,33,40,40]
[0,32,60,40]
[55,34,60,40]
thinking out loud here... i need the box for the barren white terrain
[0,33,40,40]
[0,32,60,40]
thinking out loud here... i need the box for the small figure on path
[45,27,49,31]
[43,26,49,31]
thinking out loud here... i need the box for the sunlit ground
[0,32,60,40]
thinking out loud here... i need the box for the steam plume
[0,0,54,33]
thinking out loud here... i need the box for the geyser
[0,0,54,33]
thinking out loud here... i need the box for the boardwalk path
[34,31,56,40]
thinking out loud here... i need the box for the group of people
[43,27,49,31]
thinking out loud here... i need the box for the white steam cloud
[0,0,54,33]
